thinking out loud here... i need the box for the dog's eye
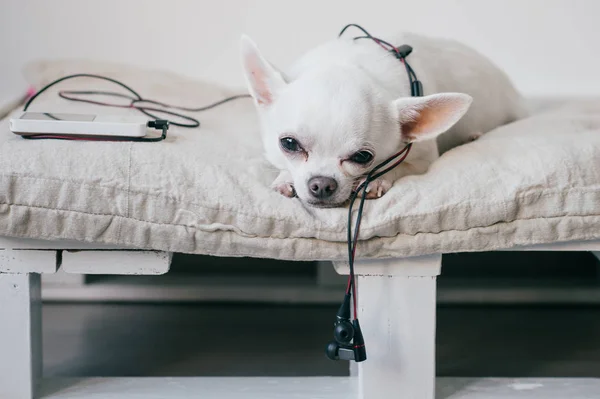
[350,151,374,164]
[280,137,301,152]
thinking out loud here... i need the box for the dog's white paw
[355,177,393,199]
[274,182,296,198]
[271,171,296,198]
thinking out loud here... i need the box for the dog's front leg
[355,175,394,199]
[355,160,430,199]
[355,172,402,199]
[271,170,296,198]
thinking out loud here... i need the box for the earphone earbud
[333,320,354,344]
[325,340,343,360]
[325,319,366,362]
[325,293,367,362]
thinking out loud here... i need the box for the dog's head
[240,35,472,207]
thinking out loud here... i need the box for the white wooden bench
[2,235,600,399]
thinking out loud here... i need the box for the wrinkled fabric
[1,60,599,261]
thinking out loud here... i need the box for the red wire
[352,277,358,319]
[372,38,388,51]
[371,37,401,57]
[353,277,358,318]
[351,225,359,318]
[25,135,113,141]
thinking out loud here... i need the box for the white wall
[1,0,599,99]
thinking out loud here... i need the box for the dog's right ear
[393,93,473,143]
[240,35,287,107]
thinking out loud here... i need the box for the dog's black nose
[308,176,338,199]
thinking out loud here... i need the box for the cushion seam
[0,206,598,259]
[1,201,600,240]
[0,177,599,233]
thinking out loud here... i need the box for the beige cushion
[1,60,599,260]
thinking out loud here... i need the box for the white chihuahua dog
[241,30,525,207]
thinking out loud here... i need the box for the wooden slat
[61,250,171,275]
[499,240,600,252]
[0,249,59,274]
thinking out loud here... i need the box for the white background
[1,0,598,100]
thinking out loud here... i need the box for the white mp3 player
[9,112,149,138]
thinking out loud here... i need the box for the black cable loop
[22,73,250,140]
[338,24,420,324]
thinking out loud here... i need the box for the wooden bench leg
[335,254,442,399]
[0,273,42,399]
[0,249,56,399]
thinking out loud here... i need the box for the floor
[36,377,600,399]
[43,303,600,378]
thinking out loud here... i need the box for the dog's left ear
[240,35,287,107]
[393,93,473,142]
